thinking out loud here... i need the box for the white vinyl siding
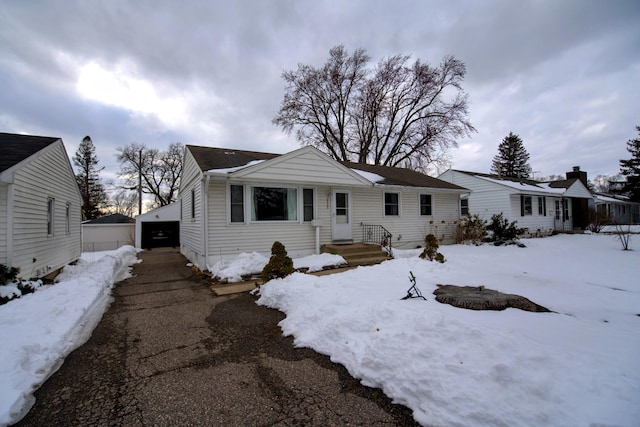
[178,151,204,265]
[230,148,370,186]
[8,142,82,279]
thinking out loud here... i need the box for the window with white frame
[190,189,196,219]
[538,196,546,216]
[251,186,297,221]
[303,188,314,222]
[384,192,400,216]
[47,198,54,235]
[419,194,432,216]
[65,203,71,234]
[460,198,469,216]
[521,195,533,216]
[230,184,244,223]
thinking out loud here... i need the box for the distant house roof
[343,161,467,190]
[547,178,579,189]
[83,213,135,224]
[450,169,589,195]
[0,132,60,173]
[187,145,467,191]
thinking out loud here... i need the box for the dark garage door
[141,221,180,248]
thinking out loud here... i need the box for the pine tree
[619,125,640,202]
[74,135,108,220]
[491,132,532,179]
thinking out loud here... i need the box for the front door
[332,190,352,241]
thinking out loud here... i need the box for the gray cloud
[1,0,639,184]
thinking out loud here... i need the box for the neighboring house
[0,132,82,279]
[82,213,135,252]
[593,193,640,224]
[178,145,468,270]
[438,166,594,235]
[135,203,180,249]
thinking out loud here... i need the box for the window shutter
[520,195,525,216]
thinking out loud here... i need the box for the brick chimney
[566,166,587,187]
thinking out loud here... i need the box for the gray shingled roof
[0,132,60,173]
[187,145,278,171]
[452,169,545,187]
[342,161,467,190]
[187,145,467,190]
[83,213,135,224]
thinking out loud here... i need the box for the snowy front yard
[257,234,640,426]
[1,235,638,426]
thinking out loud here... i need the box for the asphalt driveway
[15,247,418,426]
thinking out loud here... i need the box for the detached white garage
[82,213,135,252]
[135,203,180,249]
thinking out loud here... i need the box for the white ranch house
[0,132,82,279]
[438,167,594,235]
[178,145,469,270]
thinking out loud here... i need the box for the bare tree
[273,45,475,171]
[116,142,183,212]
[110,189,138,217]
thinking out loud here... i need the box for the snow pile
[257,235,640,426]
[0,246,140,426]
[208,252,346,282]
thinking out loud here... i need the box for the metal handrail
[361,223,393,257]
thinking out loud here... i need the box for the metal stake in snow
[402,271,426,300]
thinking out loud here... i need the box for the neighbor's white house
[0,132,82,279]
[438,167,594,235]
[178,145,469,270]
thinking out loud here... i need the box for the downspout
[203,174,211,270]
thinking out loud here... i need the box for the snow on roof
[351,168,385,183]
[206,160,265,173]
[477,175,566,195]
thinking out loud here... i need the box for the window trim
[47,197,55,236]
[65,203,71,235]
[460,198,469,217]
[538,196,546,216]
[250,185,299,222]
[190,189,196,220]
[229,184,245,224]
[384,191,400,217]
[302,187,315,222]
[419,193,433,216]
[520,195,533,216]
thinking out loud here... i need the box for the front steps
[321,242,391,267]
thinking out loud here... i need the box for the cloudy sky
[1,0,639,186]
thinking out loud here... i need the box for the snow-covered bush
[487,213,526,247]
[458,214,488,245]
[419,234,446,263]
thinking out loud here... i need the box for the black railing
[361,223,393,256]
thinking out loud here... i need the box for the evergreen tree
[74,135,108,220]
[490,132,532,179]
[619,125,640,202]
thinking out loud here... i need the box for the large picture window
[384,192,399,216]
[420,194,432,216]
[251,187,297,221]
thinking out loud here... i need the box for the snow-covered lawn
[1,236,638,426]
[0,246,140,426]
[257,234,640,427]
